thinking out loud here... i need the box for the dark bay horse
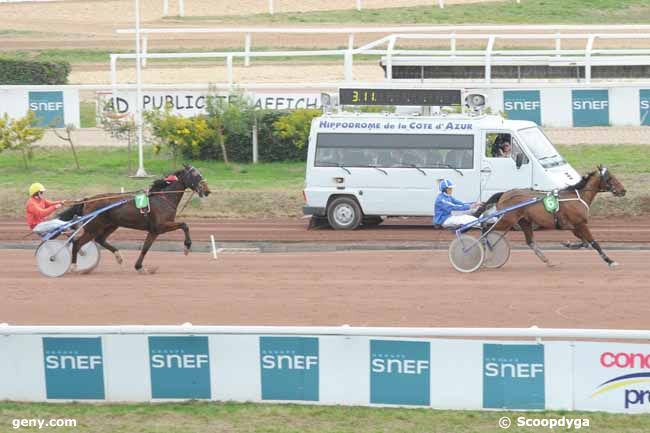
[474,166,626,268]
[60,165,210,274]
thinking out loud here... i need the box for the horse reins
[64,189,190,206]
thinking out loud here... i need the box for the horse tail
[473,192,504,217]
[57,202,84,221]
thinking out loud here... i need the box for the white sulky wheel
[448,234,485,273]
[36,240,72,278]
[482,232,511,269]
[70,241,101,274]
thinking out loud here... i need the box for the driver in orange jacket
[26,182,66,233]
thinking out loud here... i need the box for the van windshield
[518,127,566,168]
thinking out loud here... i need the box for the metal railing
[111,27,650,88]
[2,323,650,340]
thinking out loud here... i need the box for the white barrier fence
[114,26,650,83]
[1,82,650,128]
[2,81,650,128]
[1,325,650,413]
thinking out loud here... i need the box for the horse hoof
[609,262,620,269]
[114,252,124,265]
[137,266,158,275]
[69,264,78,274]
[184,247,190,256]
[546,262,556,268]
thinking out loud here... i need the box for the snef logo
[503,90,541,125]
[260,336,319,401]
[370,339,430,406]
[29,91,65,128]
[640,90,650,126]
[42,337,105,400]
[483,344,545,409]
[592,351,650,409]
[572,89,609,127]
[149,336,211,399]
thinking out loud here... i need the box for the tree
[205,92,255,166]
[273,109,321,150]
[0,114,10,152]
[51,123,81,169]
[99,101,137,175]
[2,111,45,169]
[145,103,210,168]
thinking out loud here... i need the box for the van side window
[315,133,474,169]
[486,133,513,158]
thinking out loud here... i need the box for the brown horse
[60,165,210,274]
[474,166,626,268]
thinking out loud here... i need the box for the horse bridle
[180,166,203,192]
[598,167,619,194]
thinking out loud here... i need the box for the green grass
[0,147,305,219]
[0,401,649,433]
[0,145,648,219]
[79,102,96,128]
[0,47,382,65]
[176,0,650,25]
[558,144,650,174]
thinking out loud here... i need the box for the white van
[303,113,581,230]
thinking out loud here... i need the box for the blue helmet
[440,179,454,192]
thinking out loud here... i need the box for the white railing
[1,323,650,340]
[110,27,650,88]
[369,32,650,83]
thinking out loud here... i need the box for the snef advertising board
[572,89,609,127]
[483,344,545,409]
[640,89,650,126]
[370,339,430,406]
[260,336,319,401]
[29,91,65,128]
[149,336,211,399]
[574,342,650,413]
[42,337,105,400]
[503,90,541,125]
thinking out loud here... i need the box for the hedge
[181,111,308,163]
[0,58,70,85]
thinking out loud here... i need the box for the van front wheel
[327,197,362,230]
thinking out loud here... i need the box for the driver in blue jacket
[434,179,481,228]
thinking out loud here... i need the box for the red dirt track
[1,248,648,329]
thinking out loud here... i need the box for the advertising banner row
[497,88,650,127]
[2,335,650,413]
[1,86,649,128]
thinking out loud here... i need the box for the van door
[386,133,480,216]
[480,131,533,200]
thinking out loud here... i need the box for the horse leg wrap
[529,242,550,264]
[590,240,616,266]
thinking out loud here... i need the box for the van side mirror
[515,153,524,169]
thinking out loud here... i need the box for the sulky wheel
[448,234,485,273]
[36,240,72,278]
[481,232,511,269]
[70,241,101,274]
